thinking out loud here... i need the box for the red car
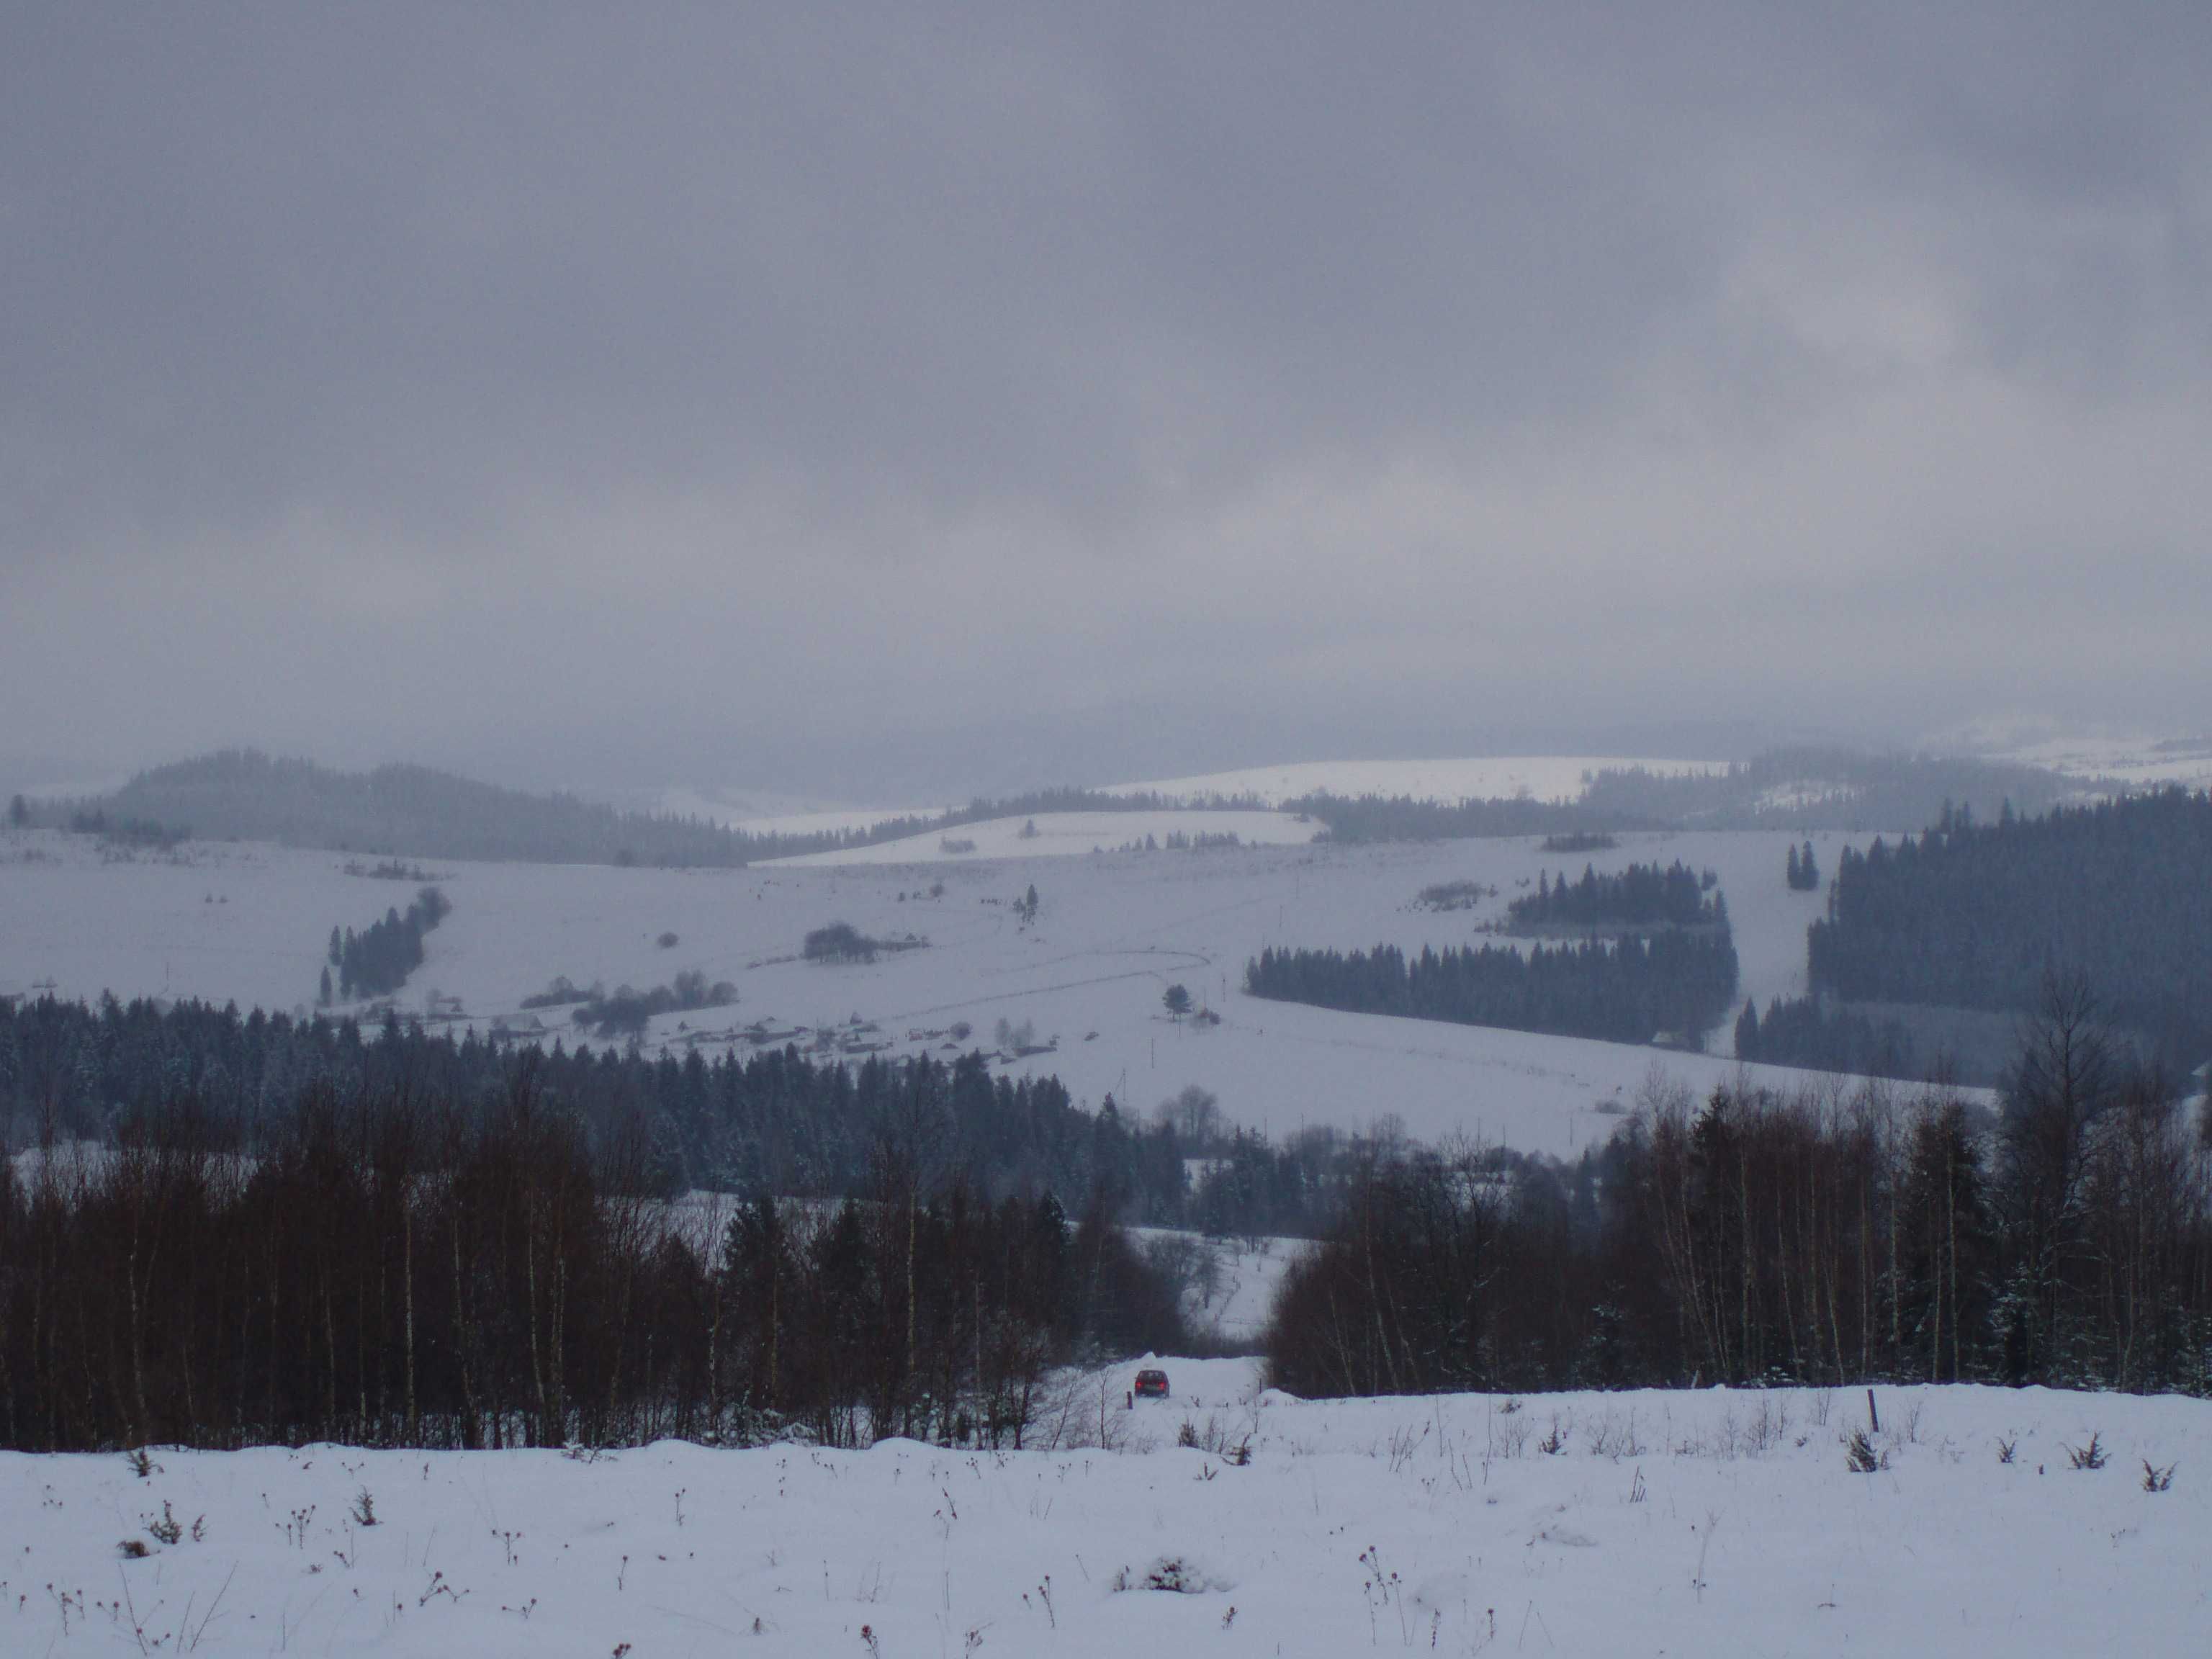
[1133,1367,1170,1400]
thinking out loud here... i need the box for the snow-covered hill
[1109,755,1724,807]
[0,823,1928,1157]
[5,1375,2203,1657]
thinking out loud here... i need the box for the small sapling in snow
[2142,1460,2176,1493]
[2065,1434,2108,1471]
[351,1488,378,1527]
[145,1501,184,1546]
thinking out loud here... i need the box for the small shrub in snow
[118,1537,151,1559]
[1110,1557,1224,1594]
[1996,1437,2018,1465]
[1845,1431,1884,1473]
[2142,1460,2176,1493]
[351,1487,379,1527]
[145,1501,184,1546]
[2065,1434,2108,1471]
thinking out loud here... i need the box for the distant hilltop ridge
[9,743,2136,866]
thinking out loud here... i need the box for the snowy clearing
[4,1377,2203,1657]
[1128,1231,1315,1346]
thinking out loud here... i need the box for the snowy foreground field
[4,1370,2205,1658]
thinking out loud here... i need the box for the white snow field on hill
[1108,755,1724,807]
[4,1375,2205,1658]
[766,809,1321,865]
[0,823,1927,1158]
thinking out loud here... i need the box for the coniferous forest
[1807,788,2212,1068]
[1732,994,1922,1083]
[1244,930,1740,1047]
[326,885,450,1000]
[1506,859,1723,932]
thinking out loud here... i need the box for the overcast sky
[4,2,2208,799]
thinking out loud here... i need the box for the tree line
[1267,985,2212,1399]
[1733,995,1920,1083]
[1291,792,1635,844]
[0,1071,1184,1453]
[1245,930,1740,1047]
[1807,788,2212,1068]
[1579,748,2077,832]
[1506,859,1722,931]
[0,996,1344,1241]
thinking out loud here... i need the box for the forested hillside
[1582,747,2082,830]
[1807,788,2212,1066]
[34,752,1242,866]
[0,995,1362,1238]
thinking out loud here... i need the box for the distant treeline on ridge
[22,751,1267,868]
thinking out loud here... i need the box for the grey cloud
[3,1,2208,793]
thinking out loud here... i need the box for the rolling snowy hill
[0,821,1936,1159]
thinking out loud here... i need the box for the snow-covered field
[1110,755,1724,808]
[0,822,1924,1158]
[5,1374,2203,1657]
[654,790,953,840]
[769,809,1320,866]
[654,755,1728,838]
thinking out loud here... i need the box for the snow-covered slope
[1109,755,1724,807]
[768,809,1319,866]
[5,1376,2203,1657]
[1931,722,2212,793]
[0,823,1918,1159]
